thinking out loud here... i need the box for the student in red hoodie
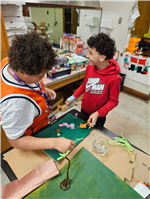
[66,33,122,127]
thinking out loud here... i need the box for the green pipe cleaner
[108,133,135,168]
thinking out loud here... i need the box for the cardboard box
[37,26,46,35]
[73,88,83,101]
[31,21,46,35]
[53,106,60,114]
[76,94,84,101]
[58,101,75,111]
[37,22,46,35]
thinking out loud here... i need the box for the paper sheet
[3,149,51,179]
[74,129,136,181]
[54,129,136,182]
[24,148,143,199]
[124,34,131,49]
[1,159,59,199]
[104,111,149,155]
[3,129,136,182]
[134,182,150,198]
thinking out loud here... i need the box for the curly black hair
[87,32,116,60]
[8,31,57,75]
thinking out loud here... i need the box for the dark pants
[81,109,106,127]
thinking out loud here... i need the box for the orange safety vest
[0,58,50,136]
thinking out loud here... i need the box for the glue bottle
[52,67,56,73]
[56,65,60,70]
[66,64,70,69]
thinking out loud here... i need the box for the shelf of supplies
[43,68,86,90]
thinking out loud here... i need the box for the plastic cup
[92,137,110,156]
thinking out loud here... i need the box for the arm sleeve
[73,83,85,98]
[73,67,88,98]
[67,95,76,101]
[97,78,121,117]
[0,97,40,139]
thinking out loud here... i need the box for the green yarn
[56,138,83,161]
[108,133,135,168]
[57,150,70,161]
[75,138,83,142]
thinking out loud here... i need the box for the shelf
[44,68,86,90]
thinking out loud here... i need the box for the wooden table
[1,109,149,189]
[43,68,86,90]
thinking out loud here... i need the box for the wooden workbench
[1,109,149,199]
[43,68,86,90]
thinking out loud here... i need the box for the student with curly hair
[0,31,76,153]
[66,33,121,127]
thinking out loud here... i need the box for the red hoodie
[73,59,122,117]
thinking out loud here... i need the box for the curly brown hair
[87,33,116,60]
[8,31,57,75]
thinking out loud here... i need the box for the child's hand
[54,137,76,153]
[87,111,99,128]
[49,115,56,123]
[45,88,56,100]
[66,95,76,106]
[66,98,72,106]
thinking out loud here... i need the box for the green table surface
[33,113,92,161]
[25,147,143,199]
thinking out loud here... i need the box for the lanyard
[9,67,52,112]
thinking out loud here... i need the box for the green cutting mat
[33,113,92,161]
[25,147,143,199]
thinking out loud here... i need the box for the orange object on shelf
[126,46,138,54]
[128,37,141,48]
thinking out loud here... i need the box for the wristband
[68,95,76,102]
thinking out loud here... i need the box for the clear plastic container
[92,137,110,156]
